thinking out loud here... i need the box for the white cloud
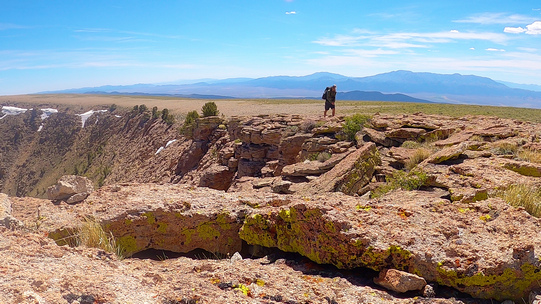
[313,34,366,46]
[504,26,526,34]
[525,21,541,34]
[314,30,508,49]
[470,47,475,50]
[285,11,296,15]
[504,21,541,35]
[517,47,538,52]
[455,13,535,25]
[486,48,505,52]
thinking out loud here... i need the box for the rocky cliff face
[1,109,541,303]
[0,108,179,197]
[2,108,539,202]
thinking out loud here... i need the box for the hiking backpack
[322,87,329,100]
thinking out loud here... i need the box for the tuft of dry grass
[405,148,432,170]
[517,149,541,164]
[490,142,520,156]
[75,217,124,259]
[494,184,541,217]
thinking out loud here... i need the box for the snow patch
[37,125,43,132]
[77,110,107,127]
[155,139,178,155]
[1,106,28,119]
[155,146,165,155]
[40,108,58,120]
[166,139,177,147]
[0,106,58,121]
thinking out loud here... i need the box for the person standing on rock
[324,84,337,117]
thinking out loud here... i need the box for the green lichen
[339,149,380,194]
[216,213,231,230]
[239,214,277,248]
[479,214,492,222]
[124,219,133,225]
[117,235,138,255]
[359,245,413,271]
[157,222,168,233]
[196,223,221,240]
[234,284,251,296]
[436,262,541,301]
[325,221,337,233]
[182,229,195,245]
[356,205,372,211]
[504,163,541,177]
[473,190,488,202]
[48,229,76,246]
[143,212,155,224]
[279,209,292,221]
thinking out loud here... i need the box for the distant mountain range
[40,70,541,109]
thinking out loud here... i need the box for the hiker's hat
[332,84,336,87]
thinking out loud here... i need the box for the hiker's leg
[332,108,335,116]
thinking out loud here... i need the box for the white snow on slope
[1,106,60,121]
[155,139,178,155]
[77,110,107,127]
[155,146,165,155]
[1,106,28,119]
[40,108,58,120]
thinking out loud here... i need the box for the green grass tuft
[372,169,428,198]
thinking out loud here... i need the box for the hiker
[324,84,337,117]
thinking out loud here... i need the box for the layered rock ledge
[25,183,541,301]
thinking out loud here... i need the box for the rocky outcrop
[299,142,380,195]
[2,109,541,302]
[15,183,541,301]
[0,193,22,229]
[1,224,472,304]
[46,175,94,203]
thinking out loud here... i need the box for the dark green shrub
[161,108,175,125]
[180,110,200,137]
[201,102,219,117]
[185,110,199,124]
[138,104,148,113]
[152,106,160,119]
[343,114,371,141]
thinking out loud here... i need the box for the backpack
[322,87,329,100]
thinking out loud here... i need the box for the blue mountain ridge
[39,71,541,109]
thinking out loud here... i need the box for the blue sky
[1,0,540,95]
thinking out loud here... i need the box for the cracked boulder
[46,175,94,203]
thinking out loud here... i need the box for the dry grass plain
[2,93,541,122]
